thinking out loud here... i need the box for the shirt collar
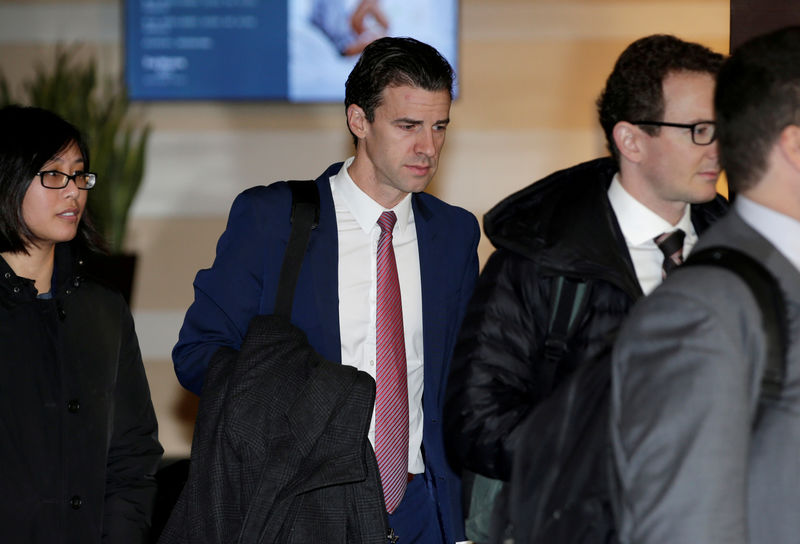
[608,173,694,245]
[332,157,413,234]
[736,194,800,273]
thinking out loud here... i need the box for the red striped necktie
[375,210,409,514]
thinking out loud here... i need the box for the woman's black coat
[0,243,163,543]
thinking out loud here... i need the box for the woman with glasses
[0,105,162,543]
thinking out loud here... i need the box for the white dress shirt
[608,174,698,295]
[736,195,800,273]
[330,157,425,474]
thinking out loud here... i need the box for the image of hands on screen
[311,0,390,56]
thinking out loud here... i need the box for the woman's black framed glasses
[36,170,97,190]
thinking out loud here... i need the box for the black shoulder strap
[273,180,320,319]
[684,246,788,404]
[541,276,591,392]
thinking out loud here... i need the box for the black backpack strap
[541,276,591,392]
[273,180,320,319]
[684,247,788,406]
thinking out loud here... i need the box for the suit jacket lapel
[413,195,449,410]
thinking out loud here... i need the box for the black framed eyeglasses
[632,120,716,145]
[36,170,97,190]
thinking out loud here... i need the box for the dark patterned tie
[375,211,408,513]
[654,229,686,278]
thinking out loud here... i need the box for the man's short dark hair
[0,105,103,254]
[344,36,454,145]
[716,26,800,193]
[597,34,724,162]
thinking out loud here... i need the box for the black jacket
[444,157,728,480]
[159,315,390,544]
[0,243,163,543]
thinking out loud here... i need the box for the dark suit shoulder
[235,182,292,210]
[231,162,340,227]
[414,192,479,231]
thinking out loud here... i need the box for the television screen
[125,0,459,102]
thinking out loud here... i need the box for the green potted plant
[0,47,151,304]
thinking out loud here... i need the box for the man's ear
[347,104,368,141]
[613,121,644,163]
[778,124,800,172]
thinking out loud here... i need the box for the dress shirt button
[12,286,20,293]
[67,399,80,413]
[69,495,82,509]
[3,272,10,279]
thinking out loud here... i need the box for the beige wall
[0,0,730,456]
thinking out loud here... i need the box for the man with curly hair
[611,25,800,544]
[445,34,728,541]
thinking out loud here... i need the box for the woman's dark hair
[344,36,454,146]
[597,34,724,162]
[0,105,105,254]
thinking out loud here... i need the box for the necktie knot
[378,211,397,235]
[654,229,686,277]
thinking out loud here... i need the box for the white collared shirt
[330,157,425,474]
[608,174,698,295]
[736,195,800,273]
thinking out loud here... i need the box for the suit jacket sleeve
[172,186,290,394]
[103,304,163,543]
[611,268,765,544]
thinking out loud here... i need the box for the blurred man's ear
[778,124,800,172]
[613,121,644,164]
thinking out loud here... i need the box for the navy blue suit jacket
[173,162,480,543]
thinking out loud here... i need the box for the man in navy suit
[173,37,479,544]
